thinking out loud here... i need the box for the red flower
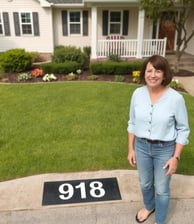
[31,68,43,77]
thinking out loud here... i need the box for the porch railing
[97,37,167,58]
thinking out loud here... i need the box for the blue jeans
[135,137,175,224]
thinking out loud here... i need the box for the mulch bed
[0,69,193,94]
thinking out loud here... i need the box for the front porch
[96,37,167,59]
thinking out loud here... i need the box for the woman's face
[145,62,164,89]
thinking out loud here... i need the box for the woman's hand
[128,149,136,167]
[163,157,178,176]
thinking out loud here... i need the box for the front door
[159,12,176,52]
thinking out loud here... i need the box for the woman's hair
[140,55,173,86]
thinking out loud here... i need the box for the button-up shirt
[127,86,190,145]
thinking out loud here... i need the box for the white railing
[97,37,167,58]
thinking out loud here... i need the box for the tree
[139,0,194,72]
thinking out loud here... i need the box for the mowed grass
[0,82,193,181]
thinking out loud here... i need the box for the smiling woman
[127,55,190,224]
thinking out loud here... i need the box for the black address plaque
[42,177,122,206]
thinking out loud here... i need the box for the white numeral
[59,183,74,200]
[58,181,106,200]
[90,181,105,198]
[75,182,87,199]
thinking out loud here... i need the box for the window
[13,12,39,36]
[109,11,122,35]
[102,10,129,36]
[20,12,32,35]
[0,13,4,35]
[69,11,81,35]
[62,10,88,36]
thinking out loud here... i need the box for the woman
[127,55,190,224]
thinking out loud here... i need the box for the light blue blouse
[127,86,190,145]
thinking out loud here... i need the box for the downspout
[136,9,145,59]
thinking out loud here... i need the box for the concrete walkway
[0,170,194,224]
[174,76,194,96]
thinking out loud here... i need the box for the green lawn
[0,82,193,181]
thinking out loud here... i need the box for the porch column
[91,6,97,59]
[136,10,145,58]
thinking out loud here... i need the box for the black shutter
[122,10,129,36]
[102,10,108,36]
[13,12,20,36]
[33,12,40,36]
[83,11,88,36]
[3,12,10,36]
[62,11,68,36]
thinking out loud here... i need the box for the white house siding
[185,12,194,55]
[0,0,54,53]
[52,8,91,50]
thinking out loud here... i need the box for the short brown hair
[140,55,173,86]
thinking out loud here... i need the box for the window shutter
[33,12,40,36]
[122,10,129,36]
[3,12,10,36]
[102,10,108,36]
[13,12,20,36]
[62,11,68,36]
[83,11,88,36]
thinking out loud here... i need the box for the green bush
[108,54,121,62]
[52,46,87,68]
[114,75,125,82]
[18,73,32,81]
[89,61,103,74]
[90,60,143,75]
[0,49,32,72]
[40,61,79,74]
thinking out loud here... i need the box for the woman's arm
[128,133,136,167]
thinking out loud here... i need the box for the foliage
[40,61,79,74]
[83,46,91,59]
[0,48,32,72]
[52,46,87,68]
[17,73,32,81]
[132,71,141,83]
[90,60,143,75]
[30,51,40,63]
[114,75,125,82]
[169,78,184,90]
[108,54,121,62]
[66,72,78,81]
[42,74,57,82]
[87,74,99,80]
[139,0,194,71]
[31,68,44,77]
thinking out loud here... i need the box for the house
[0,0,194,60]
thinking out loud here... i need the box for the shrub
[90,60,143,75]
[87,74,99,80]
[42,74,57,82]
[18,73,32,81]
[114,75,125,82]
[52,46,87,68]
[40,61,79,74]
[132,71,141,83]
[0,49,32,72]
[108,54,121,62]
[66,72,78,81]
[89,61,103,74]
[170,79,184,90]
[31,68,44,77]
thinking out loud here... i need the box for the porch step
[166,53,194,72]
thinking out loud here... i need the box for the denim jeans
[135,137,175,224]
